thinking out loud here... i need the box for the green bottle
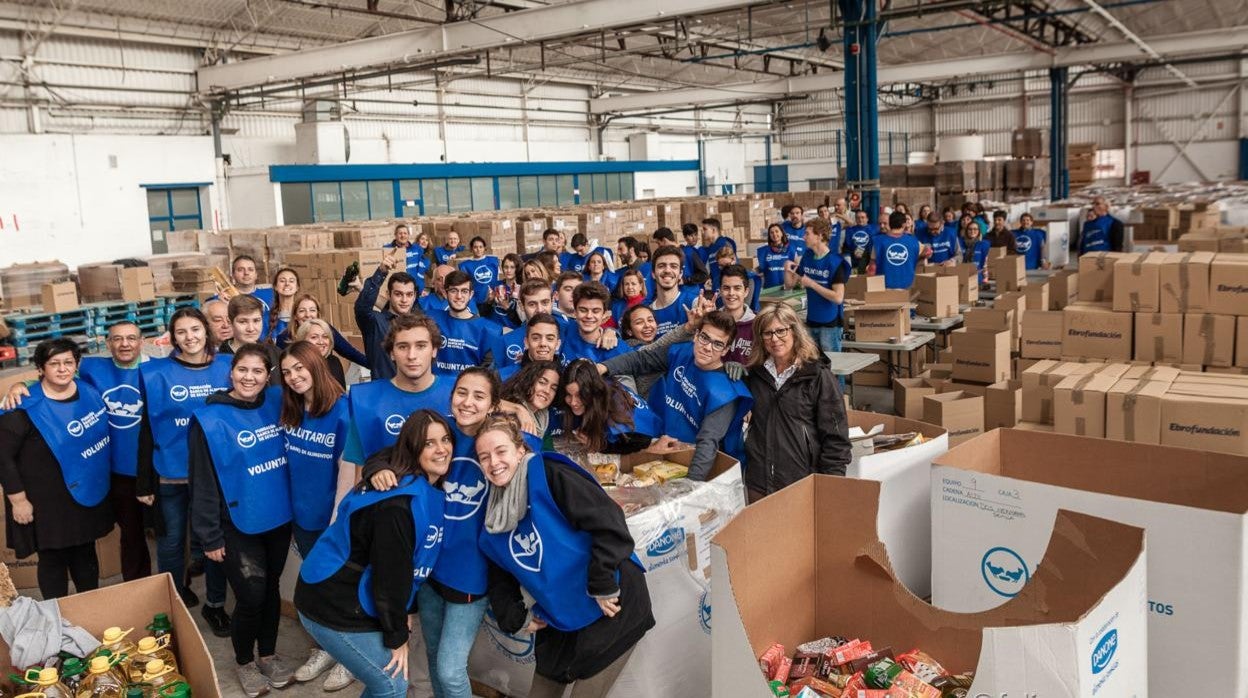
[157,683,190,698]
[145,615,172,640]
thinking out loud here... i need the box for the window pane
[422,179,448,215]
[518,176,539,208]
[312,182,343,222]
[342,181,369,221]
[471,178,495,211]
[447,178,473,214]
[169,188,199,217]
[281,183,313,225]
[591,173,608,202]
[146,190,170,218]
[621,173,634,200]
[498,177,519,210]
[149,219,171,233]
[556,175,575,206]
[368,181,394,219]
[606,172,622,201]
[398,179,421,217]
[171,217,201,231]
[537,175,558,206]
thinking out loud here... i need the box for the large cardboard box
[1239,316,1248,367]
[985,379,1022,429]
[1077,252,1126,302]
[1020,360,1115,424]
[121,267,156,302]
[0,575,221,696]
[1062,303,1133,361]
[951,329,1010,384]
[1023,280,1049,311]
[936,262,980,303]
[1111,251,1164,312]
[1160,382,1248,456]
[892,377,936,420]
[1209,253,1248,316]
[849,303,911,342]
[40,281,78,313]
[1159,251,1214,313]
[913,273,958,318]
[713,476,1148,698]
[990,255,1026,292]
[1105,366,1181,444]
[1052,369,1124,438]
[931,429,1246,696]
[1133,312,1183,363]
[1182,313,1235,367]
[1048,269,1079,310]
[1021,310,1063,359]
[923,391,984,445]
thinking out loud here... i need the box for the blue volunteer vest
[927,228,961,264]
[1080,215,1113,255]
[847,225,875,254]
[873,234,921,290]
[434,245,464,266]
[459,257,500,305]
[139,355,232,479]
[558,330,632,366]
[78,357,142,477]
[194,395,292,534]
[300,475,444,617]
[427,310,488,377]
[756,243,797,288]
[561,252,590,274]
[914,219,929,240]
[798,249,850,325]
[1015,228,1046,269]
[490,332,526,377]
[478,452,643,632]
[349,378,454,461]
[21,382,112,507]
[968,239,992,284]
[611,385,660,442]
[649,287,700,339]
[648,343,753,466]
[285,396,351,531]
[780,221,806,253]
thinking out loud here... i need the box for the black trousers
[110,474,152,581]
[222,522,291,665]
[37,542,99,600]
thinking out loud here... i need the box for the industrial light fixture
[816,28,832,53]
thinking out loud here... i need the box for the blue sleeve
[355,266,385,329]
[332,327,369,367]
[342,421,364,465]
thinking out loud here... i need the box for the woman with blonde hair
[295,319,346,388]
[742,303,850,503]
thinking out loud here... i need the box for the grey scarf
[484,452,534,534]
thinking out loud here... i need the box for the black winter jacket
[743,355,851,496]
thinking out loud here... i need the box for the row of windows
[146,188,203,232]
[280,172,636,224]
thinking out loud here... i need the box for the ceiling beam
[196,0,778,94]
[590,24,1248,113]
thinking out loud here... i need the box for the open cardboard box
[711,476,1147,698]
[0,575,220,696]
[932,429,1248,696]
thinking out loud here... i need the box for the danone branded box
[1111,252,1164,312]
[1209,253,1248,316]
[1182,312,1236,367]
[1105,366,1181,444]
[1133,312,1183,363]
[1062,303,1133,361]
[1077,252,1126,302]
[931,429,1247,696]
[1021,310,1063,359]
[712,476,1148,698]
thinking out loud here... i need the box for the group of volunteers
[0,190,1123,698]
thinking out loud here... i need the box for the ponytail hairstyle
[278,340,344,428]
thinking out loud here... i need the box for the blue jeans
[299,614,407,698]
[292,525,324,559]
[808,325,843,353]
[417,585,488,698]
[157,483,227,606]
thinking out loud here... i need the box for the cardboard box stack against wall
[710,476,1148,698]
[932,429,1248,696]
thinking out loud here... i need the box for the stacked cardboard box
[1067,142,1096,188]
[0,261,71,310]
[936,161,977,193]
[1010,128,1044,158]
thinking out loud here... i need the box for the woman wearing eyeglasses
[742,303,851,504]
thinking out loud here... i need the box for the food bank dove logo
[510,521,543,572]
[981,546,1029,597]
[886,243,910,265]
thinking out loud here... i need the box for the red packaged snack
[889,670,941,698]
[788,677,845,698]
[896,650,947,685]
[844,647,896,676]
[760,643,787,679]
[789,650,823,683]
[841,672,867,694]
[775,655,794,684]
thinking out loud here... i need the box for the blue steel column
[840,0,880,219]
[1050,66,1069,199]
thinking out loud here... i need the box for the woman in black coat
[743,303,851,503]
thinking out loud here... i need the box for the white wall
[634,171,699,199]
[224,168,282,229]
[0,134,217,268]
[1133,143,1242,183]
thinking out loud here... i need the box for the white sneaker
[294,649,336,683]
[322,663,355,692]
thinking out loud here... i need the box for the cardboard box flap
[713,476,1145,688]
[933,429,1248,514]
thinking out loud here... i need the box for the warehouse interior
[1,1,1248,697]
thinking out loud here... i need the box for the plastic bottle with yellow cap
[74,657,125,698]
[94,629,136,664]
[126,638,177,684]
[20,668,70,698]
[137,661,185,697]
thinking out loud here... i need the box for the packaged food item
[930,674,973,697]
[798,637,847,654]
[631,460,688,482]
[22,667,71,698]
[896,650,945,684]
[840,672,868,695]
[864,658,903,688]
[138,660,187,696]
[788,676,846,697]
[760,643,787,678]
[789,650,823,683]
[592,462,618,485]
[774,655,793,685]
[768,679,791,696]
[819,640,876,677]
[94,628,136,664]
[843,648,895,675]
[889,672,941,698]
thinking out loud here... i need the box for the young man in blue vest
[494,312,562,382]
[780,204,807,254]
[845,209,878,274]
[1014,212,1049,270]
[786,218,849,354]
[870,210,923,290]
[680,223,710,287]
[920,213,961,267]
[647,245,703,339]
[427,271,489,377]
[561,282,633,365]
[599,310,752,480]
[1078,196,1124,256]
[355,253,419,381]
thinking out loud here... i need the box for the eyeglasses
[695,331,728,352]
[761,326,791,341]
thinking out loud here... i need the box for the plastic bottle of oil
[137,662,185,697]
[155,682,189,698]
[21,668,70,698]
[95,629,136,664]
[74,657,125,698]
[126,639,176,684]
[58,659,86,696]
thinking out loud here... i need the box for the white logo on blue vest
[440,335,448,349]
[169,385,189,402]
[424,525,443,549]
[474,267,493,284]
[886,243,910,265]
[1091,628,1118,675]
[510,521,544,573]
[1016,235,1033,253]
[443,458,486,521]
[384,414,405,436]
[981,546,1030,597]
[672,365,700,403]
[67,420,85,438]
[852,231,870,248]
[237,430,258,448]
[506,344,523,362]
[698,589,711,634]
[101,385,142,429]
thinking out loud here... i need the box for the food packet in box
[789,650,823,684]
[896,650,946,685]
[760,643,786,679]
[788,676,845,698]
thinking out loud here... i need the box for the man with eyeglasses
[559,282,633,365]
[599,310,752,481]
[425,270,489,377]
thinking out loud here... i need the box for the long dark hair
[557,359,634,452]
[278,341,344,428]
[501,360,560,406]
[453,367,502,418]
[388,409,455,487]
[169,307,215,357]
[268,267,300,336]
